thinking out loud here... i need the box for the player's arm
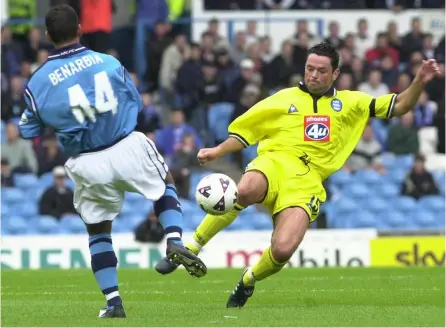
[198,94,281,165]
[18,88,44,139]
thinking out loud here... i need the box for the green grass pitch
[2,267,445,327]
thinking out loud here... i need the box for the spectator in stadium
[293,33,309,76]
[170,134,200,198]
[365,32,399,69]
[354,18,374,60]
[159,34,190,107]
[343,33,356,54]
[204,18,228,50]
[226,58,256,103]
[36,133,68,177]
[401,154,439,199]
[350,56,366,87]
[401,17,425,63]
[1,26,22,77]
[200,31,216,63]
[7,0,36,45]
[155,110,204,163]
[198,60,226,108]
[146,21,173,92]
[386,21,402,57]
[2,122,38,174]
[231,83,262,123]
[338,47,354,75]
[30,49,48,74]
[246,41,265,74]
[324,21,344,49]
[392,72,411,93]
[39,166,76,220]
[413,91,436,128]
[215,47,240,91]
[422,33,436,60]
[387,111,419,155]
[136,93,162,134]
[134,212,165,243]
[23,27,51,63]
[230,31,247,65]
[260,36,274,63]
[336,72,354,90]
[261,0,296,9]
[263,40,295,90]
[20,61,32,83]
[379,54,398,89]
[345,124,385,173]
[1,158,15,187]
[292,19,318,47]
[358,69,390,97]
[1,75,27,122]
[245,20,259,46]
[434,35,445,63]
[175,43,204,112]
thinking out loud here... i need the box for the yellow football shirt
[228,82,397,181]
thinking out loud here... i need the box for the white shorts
[64,132,168,224]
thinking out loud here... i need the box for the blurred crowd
[1,0,445,229]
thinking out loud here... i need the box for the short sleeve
[228,93,283,147]
[357,92,397,120]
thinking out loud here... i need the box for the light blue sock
[89,233,122,308]
[154,184,184,246]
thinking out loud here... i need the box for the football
[195,173,238,215]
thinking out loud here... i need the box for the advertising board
[1,229,377,270]
[370,236,445,267]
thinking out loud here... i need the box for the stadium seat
[418,196,445,213]
[242,145,258,168]
[394,155,414,171]
[363,197,388,214]
[14,174,40,189]
[14,202,39,217]
[354,169,383,186]
[380,153,396,170]
[341,183,369,199]
[59,215,86,234]
[188,171,214,200]
[379,183,400,199]
[2,188,25,205]
[330,170,352,187]
[348,211,385,229]
[36,215,60,234]
[207,103,235,143]
[393,196,417,214]
[384,211,410,229]
[0,120,5,143]
[121,202,137,216]
[39,172,54,188]
[1,204,11,218]
[112,218,132,233]
[179,198,196,213]
[225,217,248,231]
[125,192,146,203]
[3,216,29,235]
[384,168,407,184]
[432,171,445,187]
[412,210,440,229]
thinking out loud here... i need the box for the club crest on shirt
[331,98,342,112]
[304,116,330,142]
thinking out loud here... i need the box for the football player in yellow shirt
[156,42,441,307]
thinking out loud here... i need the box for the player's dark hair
[307,42,340,70]
[45,4,79,45]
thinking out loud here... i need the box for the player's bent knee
[271,239,297,263]
[237,171,267,207]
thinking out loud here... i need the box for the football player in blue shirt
[19,4,207,318]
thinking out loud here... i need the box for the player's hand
[416,59,441,84]
[197,148,220,166]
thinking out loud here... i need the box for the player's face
[305,54,339,94]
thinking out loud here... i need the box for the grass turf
[2,267,445,327]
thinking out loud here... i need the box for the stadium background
[1,0,445,272]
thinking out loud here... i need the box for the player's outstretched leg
[155,171,267,275]
[227,207,309,308]
[155,173,207,277]
[87,222,126,318]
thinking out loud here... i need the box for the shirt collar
[47,43,88,60]
[298,81,336,97]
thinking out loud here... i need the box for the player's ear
[77,24,82,38]
[332,68,340,82]
[45,31,52,43]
